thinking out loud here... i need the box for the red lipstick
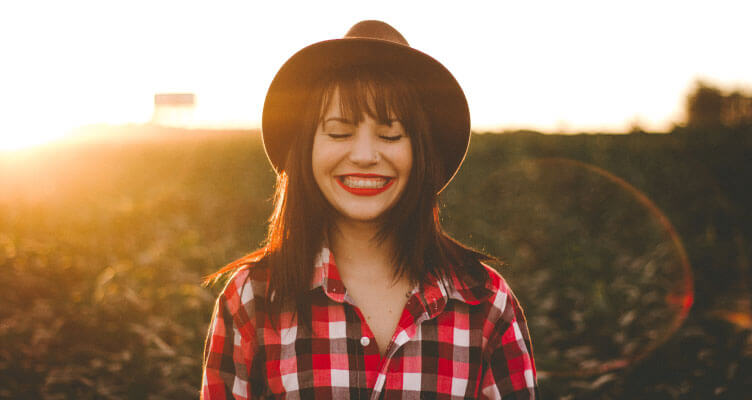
[336,173,394,196]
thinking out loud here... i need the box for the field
[1,125,750,399]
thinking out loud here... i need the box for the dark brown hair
[206,65,490,325]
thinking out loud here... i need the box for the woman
[202,20,537,399]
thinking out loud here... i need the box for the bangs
[317,67,423,132]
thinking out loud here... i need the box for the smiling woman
[201,20,538,399]
[313,109,412,220]
[312,78,414,223]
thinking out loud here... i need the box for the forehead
[320,87,344,116]
[319,83,398,124]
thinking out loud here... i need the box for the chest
[259,298,485,399]
[350,285,410,355]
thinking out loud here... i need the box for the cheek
[311,137,341,189]
[311,140,327,185]
[399,143,413,175]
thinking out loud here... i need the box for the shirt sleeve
[480,289,538,400]
[201,277,259,400]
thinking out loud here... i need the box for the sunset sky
[1,0,751,150]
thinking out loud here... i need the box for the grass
[0,126,749,399]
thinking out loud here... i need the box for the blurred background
[1,1,750,399]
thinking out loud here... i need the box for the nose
[347,125,379,166]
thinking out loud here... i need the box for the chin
[341,214,383,224]
[335,208,390,224]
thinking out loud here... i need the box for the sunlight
[0,0,749,151]
[0,116,73,151]
[0,95,148,151]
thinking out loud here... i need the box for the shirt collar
[310,247,494,313]
[310,247,348,303]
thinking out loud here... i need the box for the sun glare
[1,125,69,152]
[0,1,749,152]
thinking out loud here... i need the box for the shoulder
[447,260,513,305]
[481,262,523,311]
[216,260,271,323]
[477,263,533,342]
[453,261,525,324]
[479,262,512,298]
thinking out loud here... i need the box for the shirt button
[360,336,370,347]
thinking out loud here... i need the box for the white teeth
[342,176,389,189]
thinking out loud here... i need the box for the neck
[328,218,398,283]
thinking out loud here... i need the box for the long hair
[206,65,491,325]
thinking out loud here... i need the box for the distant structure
[687,82,752,128]
[151,93,196,127]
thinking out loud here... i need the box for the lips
[336,173,395,196]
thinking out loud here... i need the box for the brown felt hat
[262,20,470,192]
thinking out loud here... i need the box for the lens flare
[444,157,693,377]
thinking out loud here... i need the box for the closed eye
[327,133,352,139]
[380,135,404,142]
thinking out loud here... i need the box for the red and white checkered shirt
[201,248,538,399]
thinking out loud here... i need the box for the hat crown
[344,20,409,46]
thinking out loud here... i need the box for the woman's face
[312,88,413,224]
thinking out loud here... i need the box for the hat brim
[262,37,470,193]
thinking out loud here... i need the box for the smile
[336,174,395,196]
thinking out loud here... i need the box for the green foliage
[0,133,275,399]
[441,129,751,398]
[0,127,750,399]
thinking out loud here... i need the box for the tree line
[686,81,752,128]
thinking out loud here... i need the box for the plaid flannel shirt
[202,248,538,399]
